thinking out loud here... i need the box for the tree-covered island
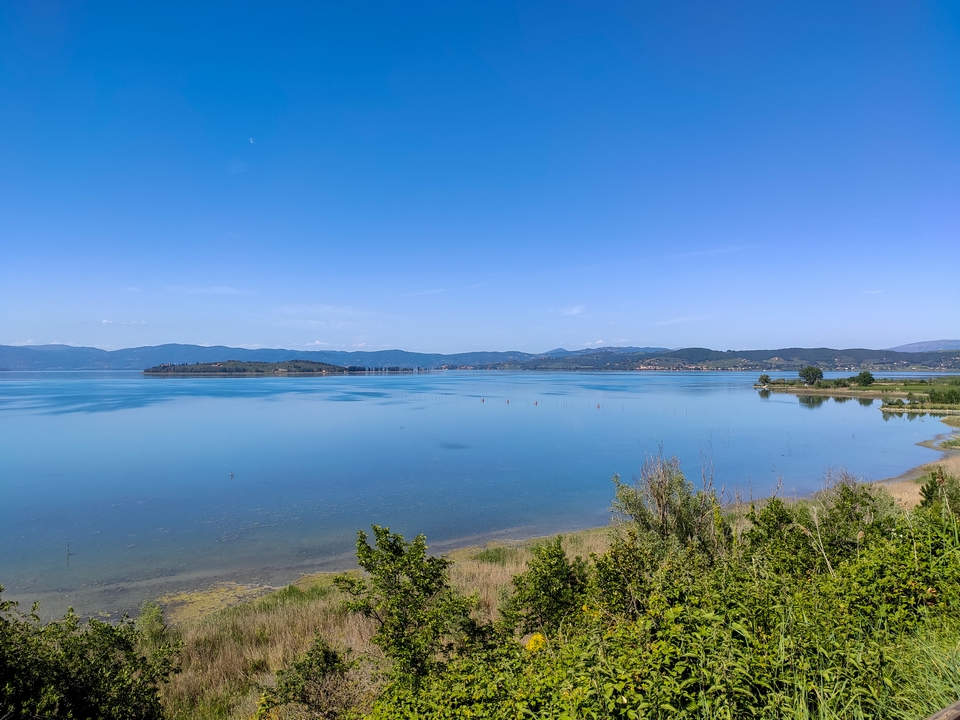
[143,360,349,375]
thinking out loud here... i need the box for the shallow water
[0,370,950,615]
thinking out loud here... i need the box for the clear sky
[1,1,958,352]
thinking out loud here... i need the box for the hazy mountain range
[888,340,960,353]
[2,342,959,372]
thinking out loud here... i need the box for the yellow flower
[525,632,546,653]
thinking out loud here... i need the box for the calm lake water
[0,370,952,616]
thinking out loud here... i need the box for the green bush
[331,463,960,719]
[334,525,475,681]
[928,387,960,405]
[501,536,587,635]
[0,591,178,720]
[255,633,359,720]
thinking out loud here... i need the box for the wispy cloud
[861,289,883,295]
[167,285,250,296]
[560,305,585,316]
[101,319,146,325]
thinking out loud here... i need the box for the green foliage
[501,536,587,635]
[334,525,474,680]
[255,633,358,719]
[920,466,960,515]
[351,461,960,719]
[611,455,730,558]
[472,546,521,565]
[798,365,824,384]
[0,590,178,720]
[757,374,771,385]
[928,387,960,405]
[143,359,347,375]
[856,370,875,386]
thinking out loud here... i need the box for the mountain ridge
[2,343,959,371]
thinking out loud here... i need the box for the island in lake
[144,360,349,375]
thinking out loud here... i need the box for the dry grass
[161,573,378,720]
[160,527,612,720]
[882,478,925,510]
[878,450,960,511]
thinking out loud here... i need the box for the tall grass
[162,578,376,719]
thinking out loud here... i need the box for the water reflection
[858,398,874,407]
[797,395,828,409]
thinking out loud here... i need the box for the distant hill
[2,343,959,372]
[889,340,960,353]
[485,347,960,371]
[0,343,665,371]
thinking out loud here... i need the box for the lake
[0,370,951,616]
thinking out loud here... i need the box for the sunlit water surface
[0,370,951,615]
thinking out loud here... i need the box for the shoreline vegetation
[754,369,960,422]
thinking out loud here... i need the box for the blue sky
[1,1,958,352]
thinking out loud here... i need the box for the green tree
[855,370,875,386]
[502,536,587,635]
[334,526,474,680]
[757,374,771,385]
[799,365,824,385]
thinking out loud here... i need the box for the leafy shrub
[501,536,587,635]
[920,466,960,515]
[611,455,730,558]
[334,525,475,680]
[0,591,178,720]
[255,633,361,719]
[928,387,960,405]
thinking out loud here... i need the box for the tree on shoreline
[799,365,823,385]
